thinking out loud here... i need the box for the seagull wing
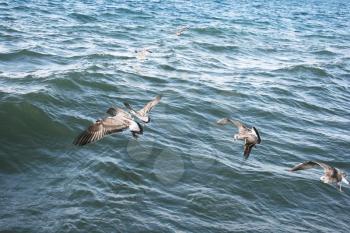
[231,120,251,135]
[316,162,337,176]
[73,117,129,146]
[106,107,118,116]
[107,107,133,119]
[289,161,328,172]
[123,102,139,116]
[243,143,254,160]
[314,162,333,171]
[137,95,161,116]
[217,118,250,136]
[217,118,233,125]
[252,127,261,144]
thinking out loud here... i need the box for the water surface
[1,0,350,232]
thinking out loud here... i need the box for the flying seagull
[73,108,143,146]
[123,95,161,123]
[135,48,152,61]
[176,26,189,36]
[289,161,349,191]
[217,118,261,159]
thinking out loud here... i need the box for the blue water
[1,0,350,232]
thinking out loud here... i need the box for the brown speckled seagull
[217,118,261,159]
[123,95,161,123]
[73,107,143,146]
[289,161,349,191]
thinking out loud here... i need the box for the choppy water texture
[1,0,350,232]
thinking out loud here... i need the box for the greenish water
[1,0,350,232]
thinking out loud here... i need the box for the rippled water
[1,0,350,232]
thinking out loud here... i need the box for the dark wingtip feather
[243,153,250,160]
[73,133,87,146]
[253,127,261,144]
[73,130,97,146]
[243,144,253,160]
[73,138,80,146]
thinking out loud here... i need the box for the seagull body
[124,95,161,123]
[73,108,143,146]
[289,161,349,191]
[217,118,261,159]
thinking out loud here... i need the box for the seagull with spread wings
[217,118,261,159]
[289,161,349,191]
[73,107,143,146]
[123,95,161,123]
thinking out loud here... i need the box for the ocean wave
[0,84,45,95]
[45,77,81,91]
[192,26,229,36]
[68,13,97,23]
[193,42,239,53]
[312,49,338,56]
[114,7,149,16]
[274,64,332,77]
[0,49,54,61]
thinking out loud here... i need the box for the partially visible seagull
[289,161,349,191]
[217,118,261,159]
[73,108,143,146]
[123,95,161,123]
[176,26,189,36]
[135,48,152,61]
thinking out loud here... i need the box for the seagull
[176,26,189,36]
[217,118,261,159]
[135,48,152,61]
[123,95,161,123]
[289,161,349,191]
[73,107,143,146]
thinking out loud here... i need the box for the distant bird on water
[289,161,349,191]
[73,108,143,146]
[217,118,261,159]
[124,95,161,123]
[176,26,189,36]
[135,48,152,61]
